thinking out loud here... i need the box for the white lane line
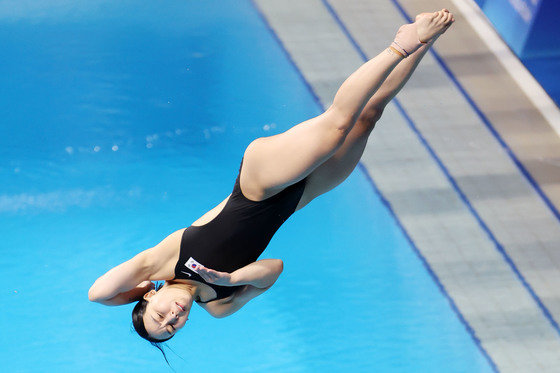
[451,0,560,136]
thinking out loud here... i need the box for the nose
[163,311,178,325]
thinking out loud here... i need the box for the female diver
[89,10,454,346]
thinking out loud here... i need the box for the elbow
[274,259,284,275]
[268,259,284,287]
[88,283,102,302]
[88,288,98,302]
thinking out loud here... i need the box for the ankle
[392,23,423,58]
[388,46,405,58]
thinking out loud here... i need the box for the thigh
[240,109,348,201]
[295,124,372,211]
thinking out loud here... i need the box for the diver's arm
[196,259,284,289]
[198,284,273,318]
[88,251,153,305]
[230,259,283,288]
[94,281,154,306]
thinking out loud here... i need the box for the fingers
[197,265,225,283]
[197,266,216,282]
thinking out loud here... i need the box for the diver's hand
[196,265,234,286]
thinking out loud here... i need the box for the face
[143,284,193,340]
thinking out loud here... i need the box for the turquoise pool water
[1,1,493,371]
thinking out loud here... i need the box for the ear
[143,289,156,301]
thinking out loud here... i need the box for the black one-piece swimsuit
[173,157,307,302]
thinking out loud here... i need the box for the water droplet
[93,146,100,152]
[146,143,153,149]
[65,146,74,155]
[112,145,119,151]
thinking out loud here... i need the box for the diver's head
[132,282,193,342]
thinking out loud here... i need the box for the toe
[447,12,455,24]
[415,12,433,22]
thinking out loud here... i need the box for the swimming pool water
[0,1,493,371]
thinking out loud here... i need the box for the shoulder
[143,228,186,280]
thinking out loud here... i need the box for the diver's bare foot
[416,9,454,43]
[390,9,454,57]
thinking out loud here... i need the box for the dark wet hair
[131,282,172,364]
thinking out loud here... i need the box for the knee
[358,107,383,132]
[325,106,355,136]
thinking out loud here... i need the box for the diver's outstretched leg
[297,10,454,209]
[240,10,452,201]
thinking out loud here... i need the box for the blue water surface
[0,1,493,371]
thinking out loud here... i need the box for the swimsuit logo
[185,257,203,274]
[180,271,192,277]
